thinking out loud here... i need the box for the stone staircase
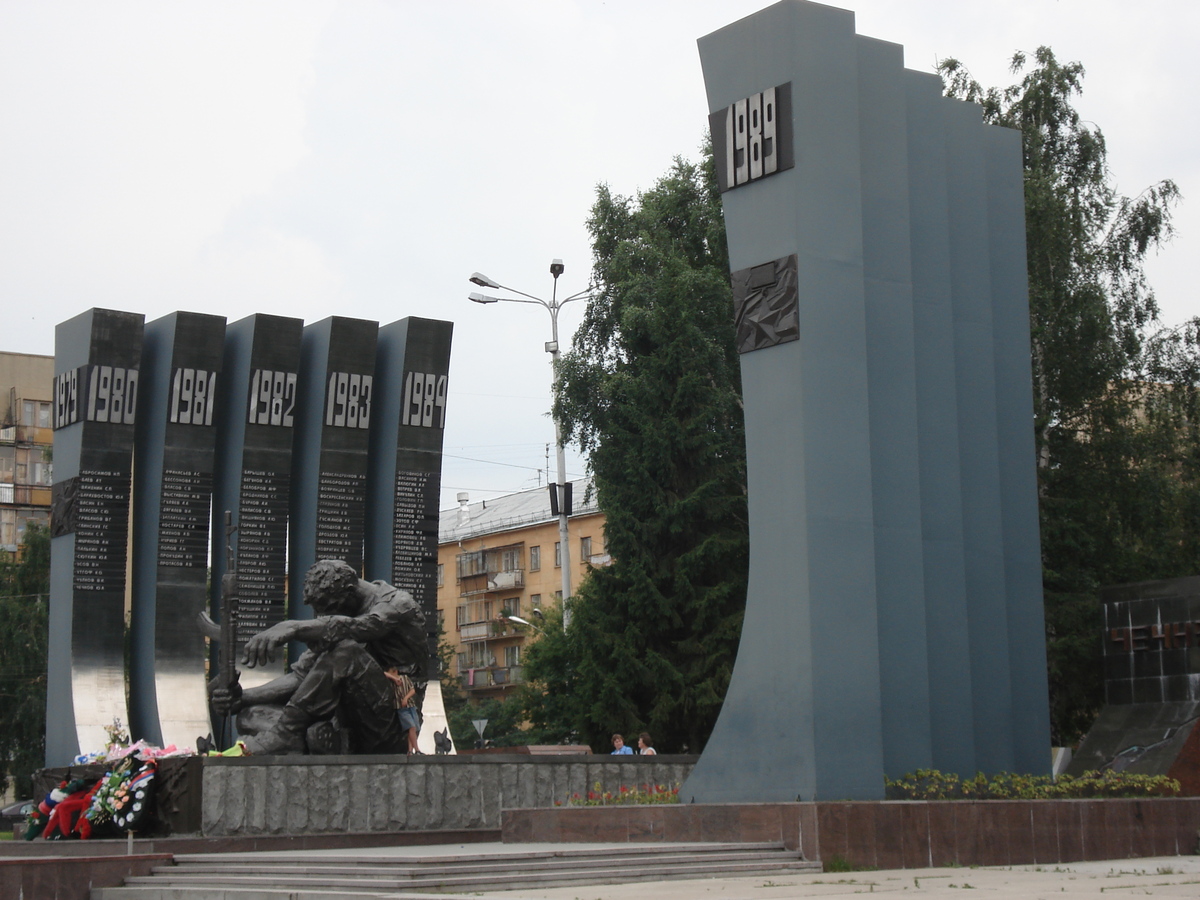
[92,841,820,898]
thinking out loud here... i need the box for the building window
[529,545,541,571]
[437,563,444,587]
[554,590,563,602]
[554,541,561,568]
[505,644,521,667]
[501,547,520,572]
[580,536,592,561]
[37,402,51,428]
[457,550,486,579]
[529,594,541,614]
[21,401,34,426]
[31,446,51,486]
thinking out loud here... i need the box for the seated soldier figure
[212,559,428,755]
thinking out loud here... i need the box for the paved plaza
[483,854,1200,900]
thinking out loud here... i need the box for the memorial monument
[46,307,453,765]
[683,0,1049,802]
[210,558,427,755]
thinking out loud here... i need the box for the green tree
[525,150,749,753]
[941,49,1196,743]
[436,625,528,750]
[0,522,51,797]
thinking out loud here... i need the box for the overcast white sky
[1,1,1196,510]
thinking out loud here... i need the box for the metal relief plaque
[730,254,799,353]
[710,82,794,192]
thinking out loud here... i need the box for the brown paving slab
[841,802,879,869]
[986,802,1014,866]
[776,804,800,853]
[732,804,787,844]
[0,854,168,900]
[1029,797,1058,863]
[1056,801,1085,862]
[627,806,666,842]
[795,803,818,858]
[503,809,534,843]
[926,801,957,866]
[693,804,750,843]
[1111,799,1137,859]
[816,803,849,863]
[1078,800,1104,862]
[1128,799,1156,858]
[950,801,983,865]
[660,803,698,843]
[963,800,1010,866]
[1000,801,1033,866]
[1157,798,1190,855]
[1081,799,1126,861]
[870,802,906,869]
[895,802,930,868]
[1178,798,1200,854]
[557,808,628,842]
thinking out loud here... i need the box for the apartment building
[437,478,606,704]
[0,351,54,553]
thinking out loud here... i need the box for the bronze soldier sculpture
[211,559,428,755]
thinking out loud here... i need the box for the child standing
[385,667,420,754]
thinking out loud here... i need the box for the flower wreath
[86,758,157,834]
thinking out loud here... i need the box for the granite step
[159,846,800,877]
[93,842,820,898]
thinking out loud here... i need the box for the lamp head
[469,272,500,288]
[469,292,498,304]
[549,259,564,278]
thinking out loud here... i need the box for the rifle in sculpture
[196,511,241,750]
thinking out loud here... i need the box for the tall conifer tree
[522,152,748,752]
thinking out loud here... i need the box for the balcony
[460,665,525,690]
[458,567,525,597]
[458,617,521,643]
[15,425,52,446]
[0,484,50,506]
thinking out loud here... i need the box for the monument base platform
[502,798,1200,868]
[33,753,697,837]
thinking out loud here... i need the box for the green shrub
[884,768,1180,800]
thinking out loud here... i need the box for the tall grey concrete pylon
[364,317,453,661]
[47,308,145,765]
[129,312,226,750]
[209,314,304,691]
[287,316,378,624]
[683,0,1049,802]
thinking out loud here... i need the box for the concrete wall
[201,754,695,836]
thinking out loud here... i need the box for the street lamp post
[469,260,590,623]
